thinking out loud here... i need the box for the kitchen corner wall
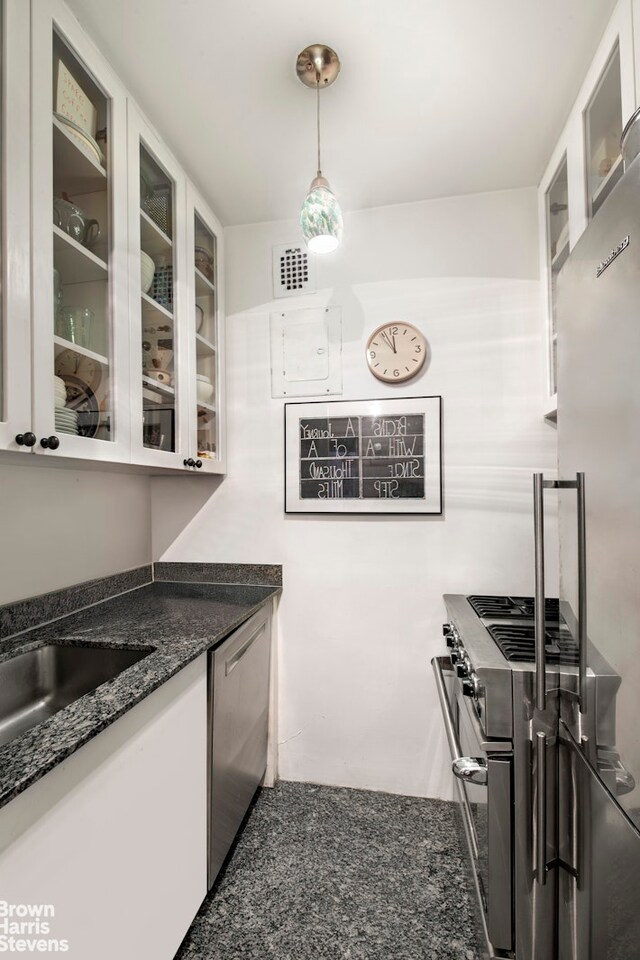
[0,464,151,604]
[151,186,558,799]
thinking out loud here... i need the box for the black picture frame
[284,396,443,515]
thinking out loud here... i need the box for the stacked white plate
[55,407,79,435]
[54,376,67,409]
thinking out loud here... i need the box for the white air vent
[272,243,316,299]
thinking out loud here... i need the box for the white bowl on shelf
[196,374,214,403]
[141,251,155,293]
[54,376,67,408]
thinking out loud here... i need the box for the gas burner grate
[487,623,579,665]
[467,595,560,621]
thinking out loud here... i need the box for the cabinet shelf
[195,267,215,297]
[53,225,108,284]
[140,209,172,259]
[551,240,570,273]
[52,114,107,196]
[591,154,624,215]
[197,399,216,414]
[195,333,216,356]
[142,375,175,399]
[141,292,173,324]
[54,335,109,366]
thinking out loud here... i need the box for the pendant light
[297,44,343,253]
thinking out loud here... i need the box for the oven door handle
[452,756,488,786]
[432,656,489,786]
[432,656,482,860]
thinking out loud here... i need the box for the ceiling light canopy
[296,44,343,254]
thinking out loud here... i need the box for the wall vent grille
[272,243,316,298]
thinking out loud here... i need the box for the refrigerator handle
[536,731,548,885]
[576,472,587,714]
[533,473,547,711]
[534,472,587,713]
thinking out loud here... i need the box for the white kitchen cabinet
[538,0,635,414]
[0,655,207,960]
[185,181,227,473]
[0,1,36,453]
[0,0,227,474]
[128,102,190,470]
[31,0,132,463]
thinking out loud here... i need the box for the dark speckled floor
[175,782,482,960]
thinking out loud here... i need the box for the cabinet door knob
[195,459,203,469]
[184,458,195,468]
[15,432,36,447]
[40,435,60,450]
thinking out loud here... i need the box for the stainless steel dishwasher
[207,604,272,888]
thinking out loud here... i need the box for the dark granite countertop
[0,579,280,810]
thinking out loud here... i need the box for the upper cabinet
[538,0,636,412]
[584,44,625,220]
[127,104,188,470]
[185,182,226,472]
[32,0,131,463]
[0,1,36,452]
[0,0,226,474]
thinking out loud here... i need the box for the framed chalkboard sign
[284,396,442,514]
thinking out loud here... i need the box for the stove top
[467,594,560,621]
[486,623,579,665]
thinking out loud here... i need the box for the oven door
[432,657,514,955]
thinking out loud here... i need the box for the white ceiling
[66,0,618,226]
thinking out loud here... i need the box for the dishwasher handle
[225,622,267,676]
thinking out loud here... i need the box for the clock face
[366,322,427,383]
[55,349,103,392]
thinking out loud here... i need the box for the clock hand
[392,334,397,354]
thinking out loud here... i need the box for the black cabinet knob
[183,458,196,468]
[40,435,60,450]
[195,459,203,469]
[15,432,36,447]
[446,636,456,649]
[462,679,475,698]
[442,623,452,636]
[456,663,467,679]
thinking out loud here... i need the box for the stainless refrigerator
[546,128,640,959]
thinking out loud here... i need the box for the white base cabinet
[0,655,207,960]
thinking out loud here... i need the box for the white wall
[0,464,151,604]
[151,187,558,799]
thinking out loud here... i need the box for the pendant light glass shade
[300,175,343,253]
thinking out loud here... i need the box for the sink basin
[0,644,153,748]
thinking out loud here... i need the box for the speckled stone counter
[0,577,280,810]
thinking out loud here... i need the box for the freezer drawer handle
[452,757,488,786]
[533,472,587,712]
[225,622,267,676]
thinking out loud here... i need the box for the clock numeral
[415,345,422,353]
[369,351,376,359]
[393,369,400,378]
[390,326,399,335]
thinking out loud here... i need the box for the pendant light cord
[316,75,322,177]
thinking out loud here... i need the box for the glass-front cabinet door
[0,0,32,453]
[584,43,624,221]
[128,104,188,468]
[544,155,569,400]
[31,0,130,462]
[185,182,226,474]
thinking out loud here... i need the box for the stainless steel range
[433,593,625,960]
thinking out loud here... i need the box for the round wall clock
[366,322,427,383]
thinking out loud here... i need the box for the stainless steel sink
[0,644,153,748]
